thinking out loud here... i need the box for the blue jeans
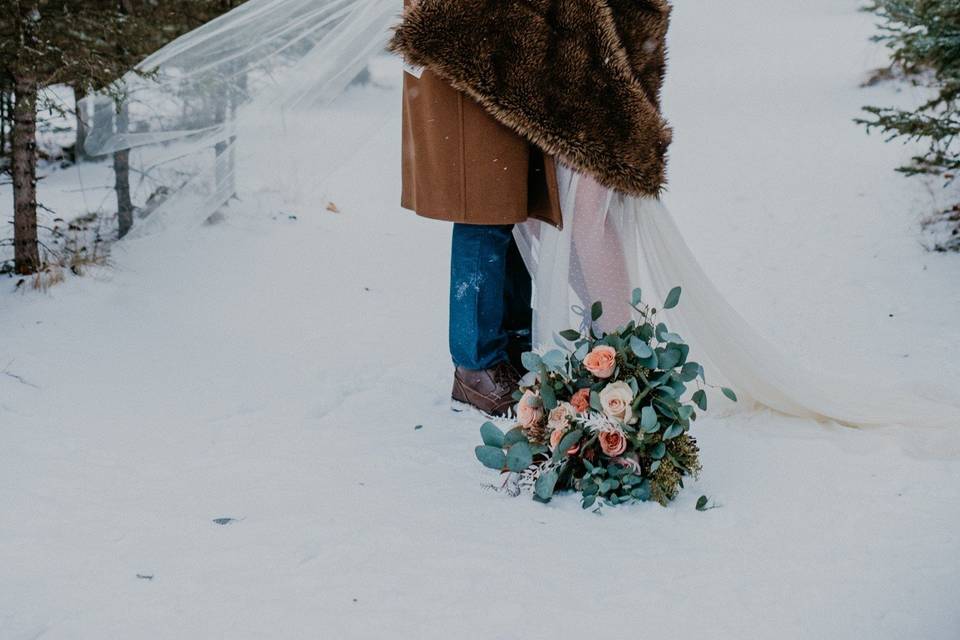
[449,223,532,370]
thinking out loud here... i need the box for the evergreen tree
[858,0,960,232]
[0,1,131,273]
[0,1,247,272]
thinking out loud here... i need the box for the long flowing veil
[514,166,959,448]
[82,0,398,234]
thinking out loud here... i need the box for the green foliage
[475,446,506,471]
[858,0,960,213]
[472,287,736,510]
[480,422,504,447]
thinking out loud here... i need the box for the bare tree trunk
[0,91,9,159]
[12,75,39,275]
[74,85,88,163]
[114,100,133,237]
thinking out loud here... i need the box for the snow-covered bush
[858,0,960,249]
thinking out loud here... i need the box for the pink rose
[570,388,591,413]
[599,429,628,457]
[583,345,617,379]
[550,427,580,455]
[516,390,544,428]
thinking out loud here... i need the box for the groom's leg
[449,223,517,370]
[502,233,533,367]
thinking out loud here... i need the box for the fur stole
[389,0,673,197]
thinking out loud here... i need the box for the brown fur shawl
[388,0,673,197]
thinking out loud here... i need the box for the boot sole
[450,398,515,422]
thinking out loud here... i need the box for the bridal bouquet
[474,287,736,510]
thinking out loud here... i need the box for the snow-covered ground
[2,1,959,638]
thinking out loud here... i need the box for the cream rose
[583,345,617,379]
[599,381,635,424]
[516,390,544,428]
[598,429,628,457]
[547,402,575,433]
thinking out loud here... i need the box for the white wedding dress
[83,0,958,437]
[515,167,959,433]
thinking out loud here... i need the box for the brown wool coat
[392,0,672,199]
[401,67,563,227]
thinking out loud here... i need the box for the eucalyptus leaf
[591,300,603,321]
[637,350,658,369]
[506,441,533,472]
[696,495,709,511]
[680,362,700,382]
[589,390,603,412]
[631,480,652,501]
[656,385,677,398]
[582,478,599,496]
[520,351,542,373]
[631,288,643,305]
[655,323,668,342]
[658,347,682,371]
[692,389,708,411]
[629,335,653,358]
[480,422,505,447]
[660,331,685,344]
[664,286,682,309]
[667,377,687,398]
[559,329,582,341]
[475,445,506,470]
[553,429,583,460]
[663,424,683,440]
[535,470,560,501]
[640,405,659,432]
[540,381,558,411]
[541,349,567,371]
[649,371,671,387]
[503,426,527,447]
[722,387,739,402]
[574,342,590,361]
[650,442,666,459]
[599,478,619,493]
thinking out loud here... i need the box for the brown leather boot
[451,361,521,418]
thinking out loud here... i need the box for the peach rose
[547,402,575,433]
[583,345,617,379]
[570,388,591,413]
[516,390,544,428]
[598,429,628,457]
[599,381,635,424]
[550,427,581,455]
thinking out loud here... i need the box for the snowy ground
[2,1,960,638]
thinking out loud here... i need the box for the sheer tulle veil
[83,0,399,233]
[86,0,958,442]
